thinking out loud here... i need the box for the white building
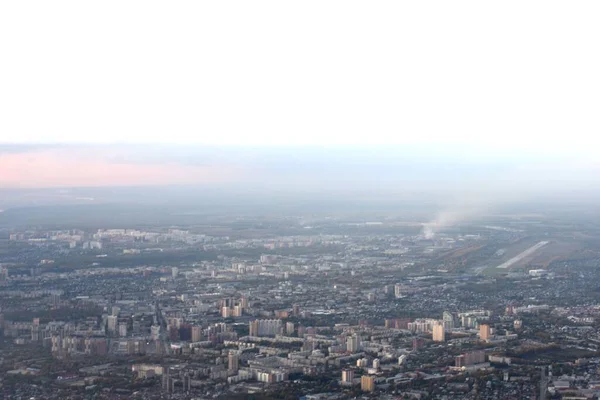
[346,335,360,353]
[394,284,403,298]
[119,323,127,337]
[107,316,117,333]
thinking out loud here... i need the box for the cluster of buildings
[2,217,600,399]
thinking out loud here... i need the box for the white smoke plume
[422,207,486,238]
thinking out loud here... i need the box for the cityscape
[2,1,599,399]
[2,199,600,399]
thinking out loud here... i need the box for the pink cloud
[0,149,241,188]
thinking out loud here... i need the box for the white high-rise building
[372,358,380,370]
[222,306,232,318]
[233,305,243,317]
[286,322,295,335]
[151,325,161,340]
[394,284,402,298]
[356,358,368,367]
[341,369,354,385]
[119,322,127,337]
[443,311,455,331]
[107,315,118,333]
[346,334,360,353]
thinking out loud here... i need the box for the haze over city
[1,1,600,399]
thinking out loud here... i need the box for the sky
[1,1,600,188]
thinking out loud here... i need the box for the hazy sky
[1,1,599,188]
